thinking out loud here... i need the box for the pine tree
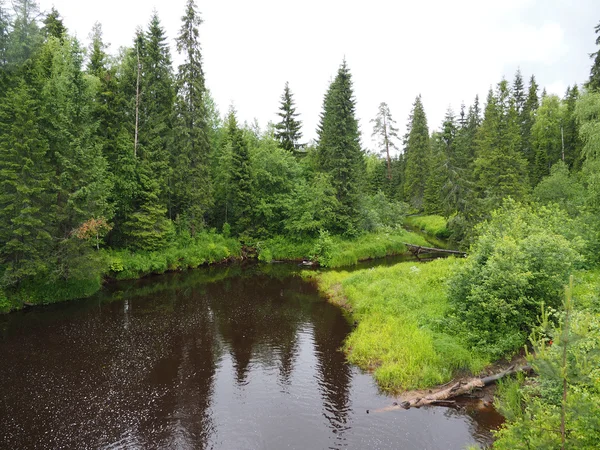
[0,80,52,289]
[587,21,600,91]
[316,60,364,234]
[521,75,539,169]
[42,6,66,41]
[172,0,212,234]
[403,95,430,210]
[6,0,41,68]
[474,80,529,211]
[274,81,303,152]
[119,14,175,251]
[37,37,112,279]
[224,107,252,235]
[371,102,399,180]
[562,85,583,170]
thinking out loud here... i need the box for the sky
[37,0,599,151]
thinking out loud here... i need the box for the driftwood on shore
[373,365,532,412]
[404,243,467,257]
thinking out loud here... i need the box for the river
[0,262,502,449]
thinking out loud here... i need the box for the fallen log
[373,364,532,412]
[404,243,467,257]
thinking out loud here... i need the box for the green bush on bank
[405,215,450,239]
[312,258,488,391]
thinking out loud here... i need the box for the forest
[1,0,600,446]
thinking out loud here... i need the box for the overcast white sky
[37,0,599,150]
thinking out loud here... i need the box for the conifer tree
[423,132,446,214]
[316,60,364,234]
[0,0,9,68]
[474,80,529,211]
[371,102,399,180]
[531,94,562,184]
[587,21,600,91]
[521,75,540,169]
[0,80,52,289]
[512,69,526,116]
[403,95,430,210]
[42,7,66,40]
[6,0,41,68]
[562,85,583,170]
[274,82,303,152]
[172,0,212,234]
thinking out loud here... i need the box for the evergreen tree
[121,14,175,250]
[423,132,445,214]
[474,80,529,212]
[587,20,600,91]
[0,0,9,68]
[531,94,562,184]
[512,69,526,116]
[42,6,66,41]
[521,75,539,169]
[274,81,303,152]
[37,37,112,279]
[0,80,52,289]
[86,22,108,76]
[562,85,583,170]
[6,0,41,68]
[223,107,252,235]
[403,95,430,210]
[172,0,212,234]
[316,60,364,234]
[371,102,399,180]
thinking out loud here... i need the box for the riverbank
[404,215,450,240]
[0,228,429,313]
[308,257,491,392]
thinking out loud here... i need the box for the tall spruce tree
[587,20,600,91]
[474,80,529,212]
[42,7,66,41]
[512,69,526,116]
[371,102,399,180]
[274,82,303,152]
[403,95,430,209]
[521,75,540,170]
[122,14,175,251]
[172,0,212,234]
[316,60,364,234]
[0,0,9,68]
[563,85,583,170]
[6,0,41,68]
[0,80,52,289]
[423,131,446,214]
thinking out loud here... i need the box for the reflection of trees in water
[208,275,307,386]
[311,301,353,437]
[440,401,503,447]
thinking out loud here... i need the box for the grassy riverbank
[404,215,450,239]
[310,257,489,391]
[0,229,428,313]
[258,229,429,268]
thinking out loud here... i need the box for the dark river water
[0,262,502,449]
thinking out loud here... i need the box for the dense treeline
[0,0,599,307]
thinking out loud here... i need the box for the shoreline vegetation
[0,228,429,313]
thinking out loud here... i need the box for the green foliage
[108,232,241,280]
[493,273,600,449]
[587,20,600,91]
[405,215,450,239]
[531,94,562,184]
[358,191,408,232]
[274,81,303,151]
[313,258,487,391]
[448,200,583,359]
[403,95,430,209]
[534,161,584,216]
[316,60,365,234]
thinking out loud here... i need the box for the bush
[448,199,584,359]
[405,215,450,239]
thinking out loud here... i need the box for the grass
[311,257,489,391]
[259,229,429,268]
[405,215,450,239]
[108,232,242,280]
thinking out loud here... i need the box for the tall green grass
[405,215,450,239]
[259,229,429,268]
[313,258,488,391]
[108,232,242,280]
